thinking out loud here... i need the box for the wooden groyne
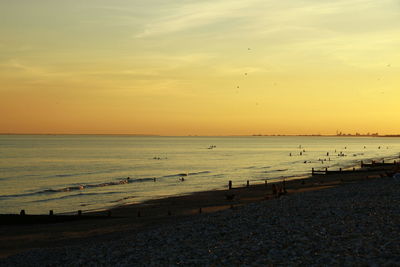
[0,213,117,225]
[312,160,399,176]
[360,160,398,168]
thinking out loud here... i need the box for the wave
[52,169,118,178]
[243,166,257,169]
[267,174,308,181]
[161,171,211,178]
[0,177,139,199]
[0,191,42,198]
[265,169,288,173]
[1,171,212,199]
[124,177,155,183]
[111,195,136,203]
[244,166,271,170]
[54,174,79,178]
[31,192,120,203]
[45,178,133,193]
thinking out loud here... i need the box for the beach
[2,0,400,264]
[1,164,399,265]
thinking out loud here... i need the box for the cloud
[4,60,48,75]
[133,0,400,40]
[134,0,261,38]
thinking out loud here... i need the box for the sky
[0,0,399,135]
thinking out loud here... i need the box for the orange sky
[1,0,399,135]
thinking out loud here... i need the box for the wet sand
[0,165,397,259]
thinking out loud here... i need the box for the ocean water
[0,135,399,214]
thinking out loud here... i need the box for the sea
[1,135,399,214]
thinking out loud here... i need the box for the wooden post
[353,167,355,172]
[382,160,385,164]
[361,161,363,167]
[312,168,314,175]
[246,180,250,187]
[49,210,53,216]
[340,168,342,172]
[77,210,82,216]
[265,180,268,186]
[325,167,328,174]
[272,184,277,195]
[228,180,232,190]
[20,210,25,216]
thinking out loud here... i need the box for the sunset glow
[1,0,399,135]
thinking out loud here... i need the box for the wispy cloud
[134,0,261,38]
[0,52,215,82]
[3,59,50,76]
[133,0,399,39]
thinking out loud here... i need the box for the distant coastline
[0,133,161,137]
[1,133,400,137]
[251,134,400,137]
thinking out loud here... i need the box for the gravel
[2,177,400,266]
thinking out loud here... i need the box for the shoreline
[1,154,398,218]
[1,160,399,259]
[65,153,400,215]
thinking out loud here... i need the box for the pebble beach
[2,176,399,266]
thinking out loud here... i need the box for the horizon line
[1,133,400,137]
